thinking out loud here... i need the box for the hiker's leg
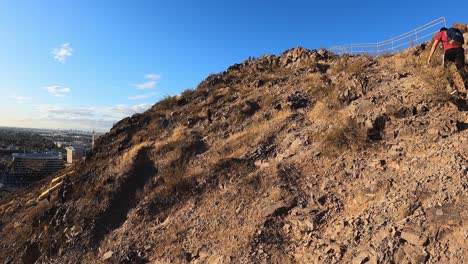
[454,49,467,91]
[454,49,464,71]
[443,49,461,93]
[444,49,456,67]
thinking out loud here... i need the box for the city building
[54,141,67,148]
[6,153,64,185]
[65,146,88,164]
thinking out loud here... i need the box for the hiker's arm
[427,39,440,64]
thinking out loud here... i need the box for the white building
[65,146,88,164]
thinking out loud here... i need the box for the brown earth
[0,30,467,263]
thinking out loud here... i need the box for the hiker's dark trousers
[445,47,467,89]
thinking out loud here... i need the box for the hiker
[427,27,467,91]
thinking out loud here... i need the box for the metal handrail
[329,17,447,56]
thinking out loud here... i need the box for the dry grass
[419,66,453,102]
[259,71,283,83]
[158,95,178,110]
[206,87,232,105]
[152,126,192,188]
[322,118,366,154]
[164,159,187,189]
[212,109,292,159]
[301,73,335,101]
[307,101,341,125]
[154,125,187,154]
[322,87,343,110]
[112,141,153,175]
[333,56,369,76]
[180,88,194,98]
[303,74,342,112]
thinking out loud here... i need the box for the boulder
[452,23,468,33]
[287,91,312,110]
[240,100,261,116]
[400,229,428,246]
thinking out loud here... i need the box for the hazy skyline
[1,0,467,131]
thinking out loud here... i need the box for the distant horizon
[1,1,467,131]
[0,125,106,134]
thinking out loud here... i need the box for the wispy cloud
[128,92,156,100]
[131,73,161,90]
[35,103,152,131]
[10,95,32,102]
[45,86,71,97]
[133,81,156,90]
[52,43,73,63]
[145,73,161,80]
[103,104,152,116]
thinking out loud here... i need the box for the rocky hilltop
[0,29,467,263]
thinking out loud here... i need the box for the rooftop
[65,146,89,151]
[12,153,63,160]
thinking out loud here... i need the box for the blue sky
[0,0,466,131]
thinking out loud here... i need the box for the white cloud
[131,73,161,90]
[128,92,156,100]
[133,81,156,90]
[10,95,32,102]
[45,86,71,97]
[52,43,73,63]
[38,105,95,118]
[103,104,151,116]
[35,103,152,131]
[145,74,161,80]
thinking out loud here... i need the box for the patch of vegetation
[112,141,153,174]
[154,126,186,155]
[207,87,232,105]
[164,138,207,189]
[419,66,453,103]
[322,118,366,153]
[180,88,194,98]
[302,73,333,99]
[164,159,187,189]
[333,56,370,76]
[0,129,58,153]
[212,109,292,160]
[158,95,178,110]
[379,52,394,59]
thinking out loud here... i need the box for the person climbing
[427,27,467,93]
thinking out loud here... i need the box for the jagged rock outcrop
[453,23,468,33]
[0,27,467,263]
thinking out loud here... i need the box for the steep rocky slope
[0,32,467,263]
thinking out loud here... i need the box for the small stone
[427,128,438,135]
[436,209,443,216]
[102,251,113,261]
[401,230,428,246]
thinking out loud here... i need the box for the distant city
[0,126,103,191]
